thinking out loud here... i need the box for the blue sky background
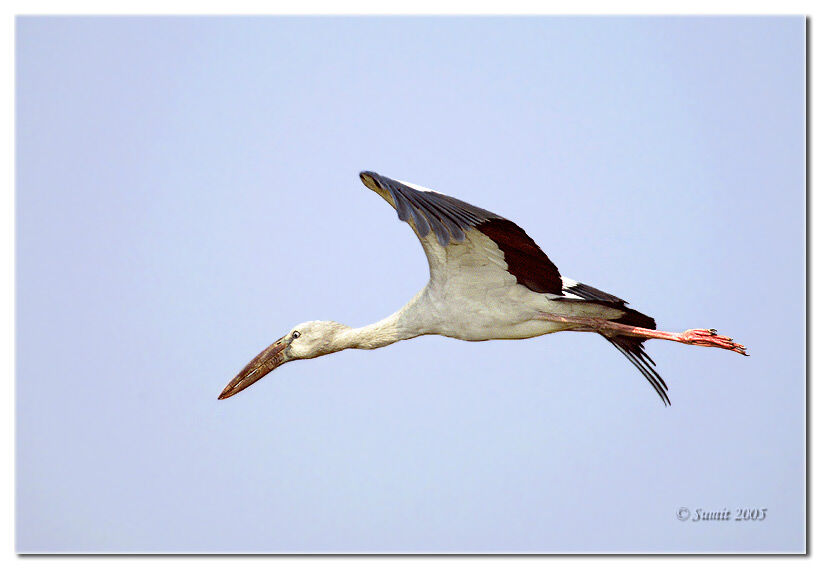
[16,16,804,552]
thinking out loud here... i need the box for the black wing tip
[359,171,500,248]
[604,335,671,406]
[360,171,404,192]
[359,171,381,190]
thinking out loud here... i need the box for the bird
[219,171,747,405]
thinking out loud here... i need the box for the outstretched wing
[359,171,669,405]
[359,171,563,295]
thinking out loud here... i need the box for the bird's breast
[410,282,564,341]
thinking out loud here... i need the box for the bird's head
[218,320,349,400]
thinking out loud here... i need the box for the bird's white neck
[335,309,418,351]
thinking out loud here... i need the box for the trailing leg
[537,313,748,356]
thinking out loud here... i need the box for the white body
[360,229,623,346]
[221,172,743,404]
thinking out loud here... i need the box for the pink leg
[537,313,748,356]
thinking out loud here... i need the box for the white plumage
[219,171,747,405]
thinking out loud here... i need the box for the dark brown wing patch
[477,219,563,295]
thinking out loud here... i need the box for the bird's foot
[680,329,748,356]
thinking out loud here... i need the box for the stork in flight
[219,171,747,405]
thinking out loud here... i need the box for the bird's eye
[292,331,300,339]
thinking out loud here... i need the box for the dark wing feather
[361,171,499,245]
[561,281,656,330]
[476,219,562,294]
[563,281,626,304]
[562,281,667,404]
[605,334,670,406]
[360,171,563,295]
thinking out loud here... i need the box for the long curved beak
[219,337,289,400]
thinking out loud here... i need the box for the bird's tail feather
[603,334,670,406]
